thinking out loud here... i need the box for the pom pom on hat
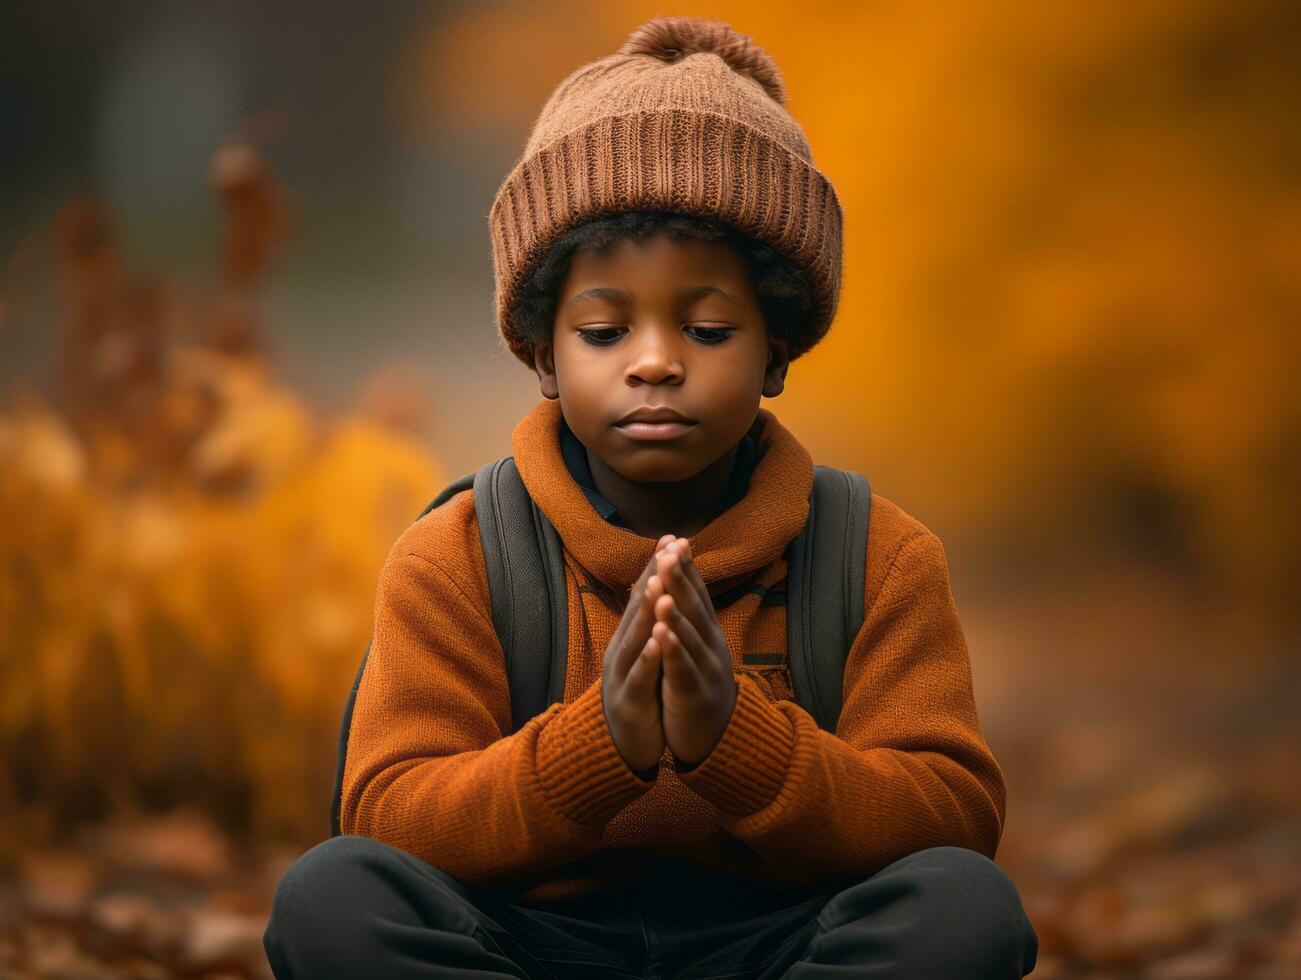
[617,16,788,106]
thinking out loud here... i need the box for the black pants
[264,835,1038,979]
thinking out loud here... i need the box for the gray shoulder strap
[471,457,569,735]
[330,470,476,838]
[785,465,872,733]
[329,458,567,837]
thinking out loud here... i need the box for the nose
[624,322,684,386]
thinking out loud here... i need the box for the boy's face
[533,228,789,484]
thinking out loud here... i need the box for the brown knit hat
[488,16,843,369]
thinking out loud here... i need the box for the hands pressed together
[602,535,739,775]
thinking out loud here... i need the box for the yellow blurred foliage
[0,146,444,850]
[0,378,443,846]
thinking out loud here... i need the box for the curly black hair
[508,210,814,357]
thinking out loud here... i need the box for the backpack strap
[329,458,566,838]
[470,457,569,735]
[785,466,872,733]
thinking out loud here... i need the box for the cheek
[553,341,604,392]
[703,346,771,398]
[552,347,611,436]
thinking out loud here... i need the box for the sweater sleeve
[339,542,656,890]
[674,528,1006,888]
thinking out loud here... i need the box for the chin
[604,447,711,484]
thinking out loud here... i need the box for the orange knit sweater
[339,397,1006,906]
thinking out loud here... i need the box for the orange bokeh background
[1,3,1297,976]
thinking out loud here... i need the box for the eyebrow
[564,284,747,310]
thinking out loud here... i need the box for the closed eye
[576,327,624,346]
[686,325,735,344]
[576,325,737,346]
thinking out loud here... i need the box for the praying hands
[645,537,739,769]
[603,536,738,775]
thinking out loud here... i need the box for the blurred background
[2,1,1298,977]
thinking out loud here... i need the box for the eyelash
[576,326,736,346]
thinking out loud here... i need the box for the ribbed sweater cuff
[535,679,656,828]
[675,673,795,817]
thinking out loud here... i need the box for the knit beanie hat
[488,15,843,369]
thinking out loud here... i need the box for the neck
[586,444,739,540]
[512,397,812,590]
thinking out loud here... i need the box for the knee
[895,846,1037,977]
[823,846,1038,978]
[263,835,438,976]
[268,835,398,927]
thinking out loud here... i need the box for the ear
[762,336,790,398]
[534,340,559,399]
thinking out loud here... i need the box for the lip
[616,405,695,425]
[614,420,696,441]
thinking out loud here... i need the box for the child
[265,16,1039,980]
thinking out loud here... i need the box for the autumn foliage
[0,144,443,853]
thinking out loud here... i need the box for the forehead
[562,228,752,293]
